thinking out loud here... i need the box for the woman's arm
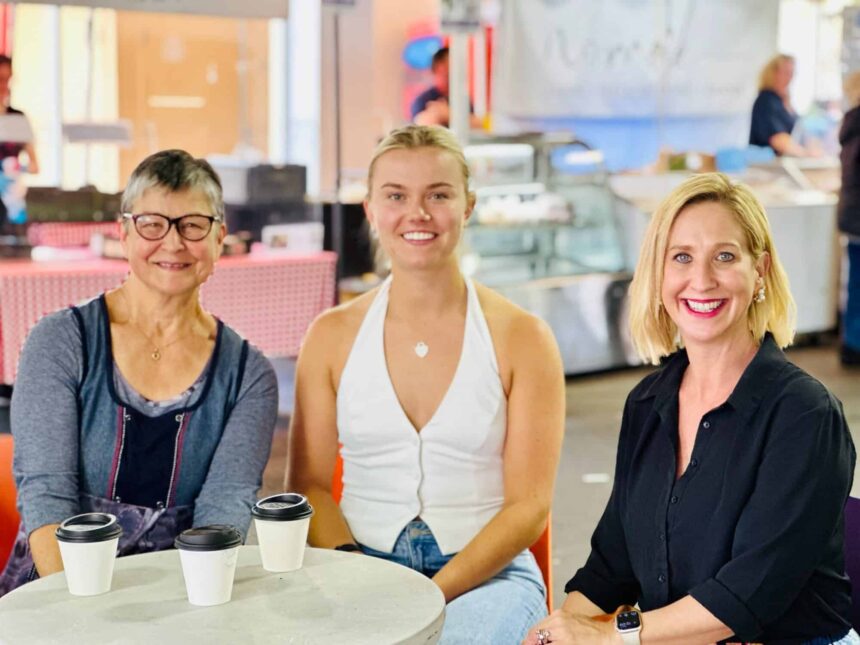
[193,349,278,538]
[11,311,84,576]
[286,313,356,549]
[27,525,63,576]
[431,312,565,602]
[769,132,810,157]
[524,595,732,645]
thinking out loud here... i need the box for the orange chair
[0,434,19,571]
[330,452,554,610]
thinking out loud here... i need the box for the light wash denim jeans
[804,629,860,645]
[359,519,547,645]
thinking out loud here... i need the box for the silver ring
[537,628,551,645]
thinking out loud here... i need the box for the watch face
[616,610,641,630]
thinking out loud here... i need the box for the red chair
[331,452,554,610]
[845,496,860,629]
[0,434,19,571]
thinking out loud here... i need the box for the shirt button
[658,533,666,542]
[690,458,699,467]
[670,495,679,504]
[702,421,710,429]
[658,574,666,583]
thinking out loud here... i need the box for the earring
[754,281,766,303]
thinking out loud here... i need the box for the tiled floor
[3,339,858,604]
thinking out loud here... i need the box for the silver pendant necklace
[414,341,429,358]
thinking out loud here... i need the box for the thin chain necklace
[118,289,195,361]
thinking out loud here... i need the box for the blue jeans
[359,520,547,645]
[845,240,860,350]
[804,629,860,645]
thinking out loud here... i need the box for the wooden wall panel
[117,11,268,181]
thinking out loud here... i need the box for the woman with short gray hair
[0,149,278,596]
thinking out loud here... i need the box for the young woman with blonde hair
[526,173,857,644]
[288,125,565,643]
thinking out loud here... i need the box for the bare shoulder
[473,282,560,371]
[300,286,379,370]
[474,282,555,344]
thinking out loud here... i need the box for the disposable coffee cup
[55,512,122,596]
[174,525,242,606]
[251,493,314,572]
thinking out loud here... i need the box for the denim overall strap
[0,494,192,598]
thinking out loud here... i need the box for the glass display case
[461,139,639,374]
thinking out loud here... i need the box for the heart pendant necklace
[414,341,429,358]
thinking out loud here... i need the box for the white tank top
[337,275,507,555]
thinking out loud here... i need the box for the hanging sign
[440,0,481,33]
[7,0,288,19]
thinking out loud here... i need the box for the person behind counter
[287,124,565,643]
[749,53,816,157]
[411,46,482,129]
[838,71,860,366]
[0,54,38,233]
[525,173,857,645]
[0,149,278,597]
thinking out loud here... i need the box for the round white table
[0,546,446,644]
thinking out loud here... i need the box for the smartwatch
[615,609,642,645]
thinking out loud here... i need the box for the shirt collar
[635,333,788,417]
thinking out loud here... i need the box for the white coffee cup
[252,493,314,572]
[55,513,122,596]
[174,525,242,606]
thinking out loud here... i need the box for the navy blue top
[410,86,446,119]
[749,90,797,152]
[565,335,855,642]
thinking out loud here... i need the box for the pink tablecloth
[27,222,120,247]
[0,252,336,384]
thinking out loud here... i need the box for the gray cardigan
[11,297,278,538]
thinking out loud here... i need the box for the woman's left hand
[522,608,620,645]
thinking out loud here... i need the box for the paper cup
[251,493,314,573]
[55,513,122,597]
[175,525,243,606]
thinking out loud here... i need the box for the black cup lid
[251,493,314,521]
[55,513,122,543]
[174,525,243,552]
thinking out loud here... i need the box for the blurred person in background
[411,46,481,129]
[750,54,816,157]
[838,71,860,366]
[0,54,38,233]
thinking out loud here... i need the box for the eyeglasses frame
[120,212,224,242]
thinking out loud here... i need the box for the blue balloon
[403,35,443,70]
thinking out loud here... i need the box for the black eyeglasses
[121,212,222,242]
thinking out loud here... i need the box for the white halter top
[336,275,507,554]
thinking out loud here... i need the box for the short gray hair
[121,149,224,218]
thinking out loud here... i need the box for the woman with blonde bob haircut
[629,173,795,365]
[288,125,564,643]
[526,173,857,644]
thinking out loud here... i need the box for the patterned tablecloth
[0,252,336,384]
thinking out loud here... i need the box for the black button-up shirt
[566,335,856,642]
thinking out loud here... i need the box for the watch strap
[334,543,361,552]
[618,630,641,645]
